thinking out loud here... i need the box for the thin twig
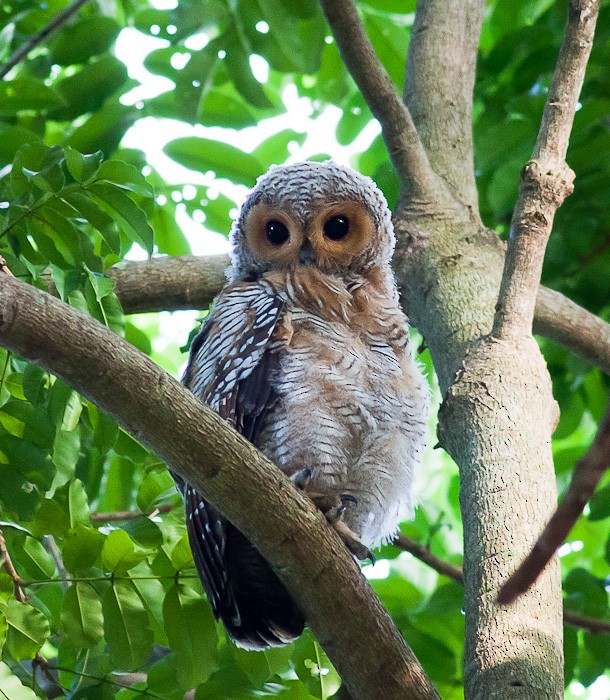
[0,0,92,80]
[318,0,442,202]
[0,527,27,602]
[0,528,62,690]
[49,665,164,699]
[91,504,174,522]
[493,0,599,340]
[393,534,463,583]
[497,407,610,605]
[393,534,610,634]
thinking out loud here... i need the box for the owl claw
[291,477,373,563]
[331,519,376,564]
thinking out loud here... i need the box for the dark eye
[323,215,350,240]
[265,219,290,245]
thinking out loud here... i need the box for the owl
[178,160,428,650]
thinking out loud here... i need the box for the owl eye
[323,215,350,240]
[265,220,290,245]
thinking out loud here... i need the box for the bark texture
[109,254,228,314]
[0,273,439,700]
[439,338,563,698]
[404,0,484,212]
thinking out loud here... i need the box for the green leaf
[293,630,341,699]
[163,584,218,689]
[65,101,139,157]
[0,22,14,63]
[0,609,7,654]
[564,568,607,618]
[170,533,194,571]
[61,583,104,648]
[195,85,259,128]
[137,467,178,512]
[251,129,306,166]
[122,517,163,549]
[64,147,103,182]
[0,434,55,490]
[0,79,65,116]
[68,478,92,528]
[89,182,154,255]
[3,373,26,401]
[584,631,610,667]
[101,529,146,574]
[164,137,262,186]
[21,536,56,579]
[52,427,81,486]
[95,160,154,197]
[223,30,273,109]
[0,661,39,699]
[103,581,153,671]
[589,484,610,521]
[5,599,50,660]
[62,525,104,573]
[50,16,121,66]
[52,54,129,121]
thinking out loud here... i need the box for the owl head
[227,161,395,282]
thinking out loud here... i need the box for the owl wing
[179,281,303,648]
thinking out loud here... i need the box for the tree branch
[497,406,610,605]
[0,0,92,80]
[0,273,439,700]
[91,505,174,523]
[404,0,485,211]
[393,534,463,583]
[318,0,444,204]
[393,535,610,635]
[535,286,610,375]
[493,0,599,340]
[108,255,228,315]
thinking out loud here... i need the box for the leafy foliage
[0,0,608,698]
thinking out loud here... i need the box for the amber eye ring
[265,219,290,245]
[323,215,350,240]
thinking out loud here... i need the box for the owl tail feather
[185,489,304,650]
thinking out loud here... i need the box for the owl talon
[332,520,376,564]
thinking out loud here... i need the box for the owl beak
[299,240,316,265]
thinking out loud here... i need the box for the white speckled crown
[228,160,395,281]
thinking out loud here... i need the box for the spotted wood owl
[178,161,428,649]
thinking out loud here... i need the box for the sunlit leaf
[5,599,50,660]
